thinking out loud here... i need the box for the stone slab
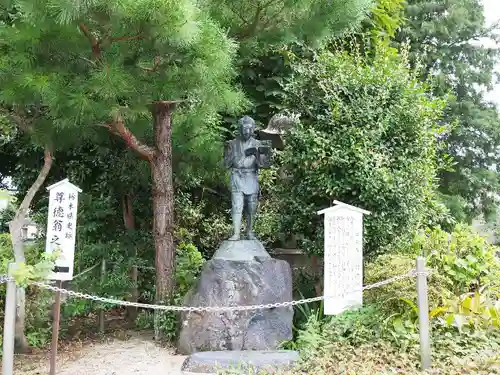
[181,350,300,374]
[212,240,271,261]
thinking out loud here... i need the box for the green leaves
[276,42,447,255]
[0,0,250,208]
[203,0,373,53]
[420,224,500,296]
[439,290,500,331]
[87,64,136,101]
[396,0,500,221]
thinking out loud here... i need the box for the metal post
[49,280,62,375]
[99,258,106,333]
[2,263,17,375]
[416,256,431,370]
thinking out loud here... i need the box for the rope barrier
[0,269,429,312]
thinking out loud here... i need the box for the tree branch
[9,114,31,134]
[79,23,102,59]
[102,117,155,162]
[110,33,143,42]
[11,148,53,224]
[78,23,95,42]
[79,24,144,63]
[79,56,97,66]
[139,56,161,72]
[9,147,53,262]
[239,0,278,39]
[261,0,287,34]
[227,3,249,25]
[440,20,500,49]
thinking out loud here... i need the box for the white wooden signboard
[318,200,370,315]
[44,179,82,281]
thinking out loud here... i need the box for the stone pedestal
[212,239,271,261]
[177,240,293,355]
[181,350,299,374]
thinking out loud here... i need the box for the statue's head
[238,115,255,141]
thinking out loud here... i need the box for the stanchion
[49,280,62,375]
[416,256,431,370]
[99,258,106,333]
[2,264,17,375]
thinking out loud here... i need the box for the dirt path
[13,333,186,375]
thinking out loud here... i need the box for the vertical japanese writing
[46,187,79,254]
[55,191,65,204]
[324,208,364,315]
[321,203,369,316]
[50,191,66,249]
[46,189,68,267]
[63,190,77,241]
[45,180,81,281]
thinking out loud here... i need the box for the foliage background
[274,42,449,256]
[0,0,499,372]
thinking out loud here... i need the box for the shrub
[135,240,205,342]
[175,191,231,257]
[0,235,57,349]
[291,307,500,374]
[58,240,134,326]
[277,42,448,257]
[365,224,499,332]
[364,253,451,314]
[438,289,500,331]
[365,224,500,310]
[283,223,499,368]
[413,224,500,295]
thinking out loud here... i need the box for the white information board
[44,179,82,281]
[318,200,370,315]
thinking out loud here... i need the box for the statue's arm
[223,141,233,169]
[256,141,272,169]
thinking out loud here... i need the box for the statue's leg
[245,193,258,240]
[229,192,244,241]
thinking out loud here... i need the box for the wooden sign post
[318,200,370,315]
[45,179,81,375]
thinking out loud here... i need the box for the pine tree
[202,0,373,52]
[0,0,246,341]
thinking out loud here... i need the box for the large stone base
[181,350,299,374]
[177,240,293,355]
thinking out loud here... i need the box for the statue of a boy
[223,116,272,240]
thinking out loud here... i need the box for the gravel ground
[13,333,187,375]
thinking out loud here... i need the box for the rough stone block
[177,240,293,355]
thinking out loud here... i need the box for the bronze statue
[224,116,272,240]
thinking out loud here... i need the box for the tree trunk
[151,101,178,340]
[151,102,177,299]
[123,194,138,322]
[105,102,179,339]
[8,148,53,353]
